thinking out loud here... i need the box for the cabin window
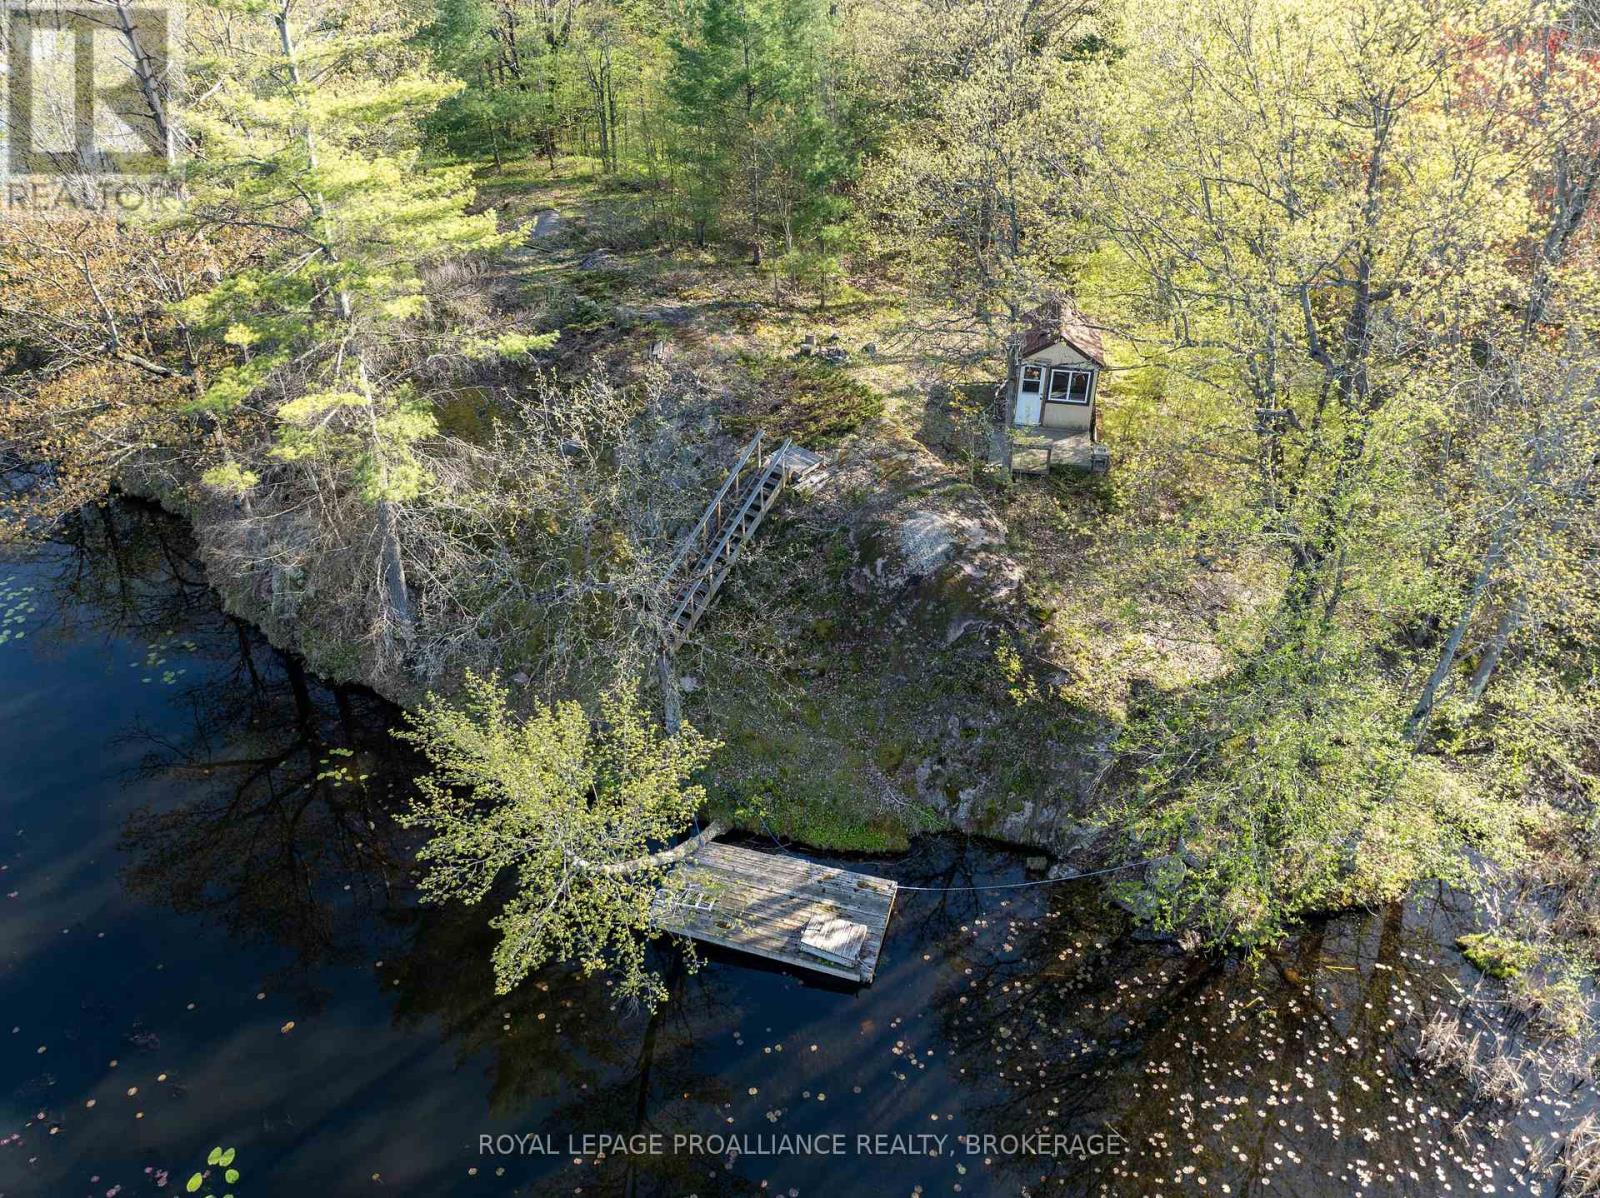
[1019,364,1044,396]
[1047,367,1094,406]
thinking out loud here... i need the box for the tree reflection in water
[389,906,762,1196]
[39,501,417,1005]
[77,518,409,1004]
[74,502,753,1194]
[116,653,413,1007]
[23,501,220,652]
[916,864,1509,1196]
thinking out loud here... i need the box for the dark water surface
[0,504,1572,1197]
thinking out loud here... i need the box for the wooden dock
[651,842,898,983]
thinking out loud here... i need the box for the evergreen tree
[666,0,749,245]
[666,0,853,256]
[178,0,549,647]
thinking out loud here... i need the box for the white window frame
[1046,366,1096,407]
[1019,363,1044,395]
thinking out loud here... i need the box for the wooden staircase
[660,432,821,654]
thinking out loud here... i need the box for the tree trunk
[607,67,620,171]
[1406,516,1507,742]
[589,59,610,171]
[744,39,761,266]
[355,356,414,643]
[109,0,171,154]
[375,497,414,642]
[658,650,682,733]
[1467,598,1524,704]
[579,820,728,877]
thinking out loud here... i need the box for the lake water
[0,503,1578,1196]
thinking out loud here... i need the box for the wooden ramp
[651,842,897,983]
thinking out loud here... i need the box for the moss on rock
[1458,931,1539,979]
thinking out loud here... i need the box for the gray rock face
[530,209,564,241]
[898,509,999,576]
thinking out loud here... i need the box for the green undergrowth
[728,354,884,447]
[542,264,631,332]
[1456,930,1591,1038]
[682,515,938,852]
[431,385,497,444]
[682,491,1096,854]
[695,642,942,853]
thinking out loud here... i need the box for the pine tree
[178,0,549,647]
[666,0,850,257]
[666,0,748,245]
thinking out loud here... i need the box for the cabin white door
[1015,363,1045,425]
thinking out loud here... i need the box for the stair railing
[692,436,792,581]
[664,437,794,641]
[661,431,766,594]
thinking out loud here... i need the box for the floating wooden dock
[651,842,897,983]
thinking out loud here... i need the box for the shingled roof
[1019,300,1107,367]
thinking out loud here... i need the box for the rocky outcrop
[119,409,1110,862]
[692,425,1114,859]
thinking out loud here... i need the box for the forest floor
[476,159,1270,856]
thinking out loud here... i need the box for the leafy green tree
[1107,630,1518,945]
[1078,0,1552,943]
[398,673,717,1008]
[666,0,751,244]
[422,0,519,164]
[1083,0,1529,627]
[422,0,590,166]
[666,0,853,256]
[1406,13,1600,734]
[864,0,1098,367]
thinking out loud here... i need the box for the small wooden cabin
[1008,302,1106,435]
